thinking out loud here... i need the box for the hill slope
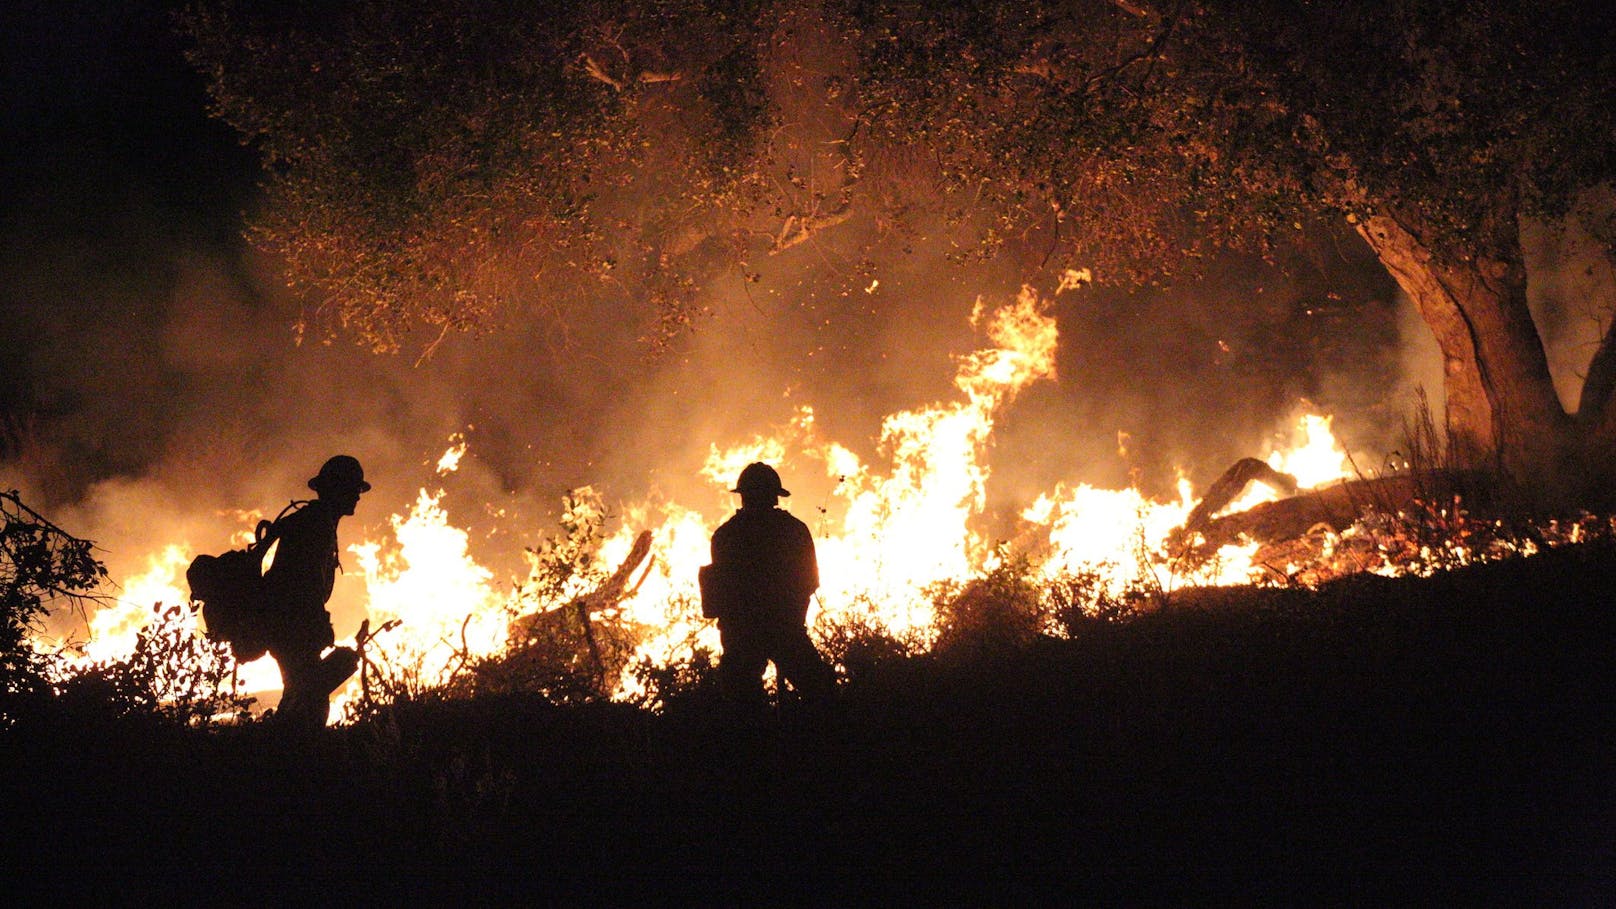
[5,545,1614,904]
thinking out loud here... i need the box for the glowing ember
[436,434,468,475]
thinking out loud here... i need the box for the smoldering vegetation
[5,541,1613,905]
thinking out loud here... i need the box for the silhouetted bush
[53,602,253,726]
[928,554,1048,662]
[815,598,925,682]
[627,645,720,711]
[1,490,108,726]
[1046,563,1149,636]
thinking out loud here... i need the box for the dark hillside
[5,545,1615,905]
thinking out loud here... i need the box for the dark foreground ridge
[5,544,1615,904]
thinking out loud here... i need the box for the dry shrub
[474,603,643,704]
[928,554,1048,662]
[1047,564,1150,637]
[54,602,254,726]
[815,596,926,682]
[627,646,720,712]
[2,490,108,725]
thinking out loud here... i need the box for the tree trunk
[1356,212,1584,502]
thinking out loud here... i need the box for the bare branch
[578,53,682,92]
[1109,0,1154,17]
[769,206,855,254]
[579,53,624,92]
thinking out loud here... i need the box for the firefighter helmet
[308,455,372,494]
[732,462,790,498]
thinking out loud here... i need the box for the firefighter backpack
[698,563,740,620]
[186,502,301,661]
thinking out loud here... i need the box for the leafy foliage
[181,0,1616,496]
[53,602,254,727]
[840,0,1616,272]
[928,552,1051,661]
[185,0,1616,346]
[182,0,781,352]
[513,487,612,609]
[1,490,108,723]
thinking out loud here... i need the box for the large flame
[45,286,1386,711]
[50,543,283,698]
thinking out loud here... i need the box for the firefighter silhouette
[262,455,369,731]
[704,462,836,706]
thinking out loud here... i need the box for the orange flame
[44,286,1377,712]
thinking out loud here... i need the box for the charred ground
[5,543,1614,904]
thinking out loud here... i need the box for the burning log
[504,530,655,687]
[567,529,653,680]
[1171,463,1490,574]
[1170,457,1299,553]
[510,529,654,638]
[575,530,654,615]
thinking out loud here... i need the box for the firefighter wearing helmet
[703,462,836,707]
[261,455,371,731]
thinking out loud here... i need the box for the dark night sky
[2,0,259,477]
[1,0,1458,590]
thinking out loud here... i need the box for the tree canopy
[184,0,1616,497]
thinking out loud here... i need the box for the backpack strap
[273,498,311,524]
[251,499,312,551]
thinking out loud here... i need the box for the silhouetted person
[705,462,836,708]
[263,455,368,731]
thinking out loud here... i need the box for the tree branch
[770,205,855,254]
[578,54,683,92]
[1108,0,1153,16]
[579,53,624,92]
